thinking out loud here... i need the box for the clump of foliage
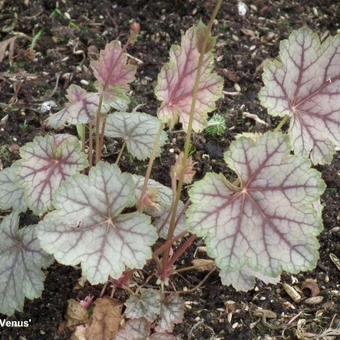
[0,0,339,337]
[204,113,227,137]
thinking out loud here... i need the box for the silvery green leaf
[259,28,340,164]
[0,162,26,212]
[115,318,150,340]
[46,85,100,129]
[38,162,157,284]
[155,22,223,131]
[187,132,325,291]
[18,134,88,214]
[125,289,161,322]
[156,293,184,333]
[105,112,167,161]
[0,212,52,316]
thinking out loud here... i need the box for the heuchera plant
[0,0,338,336]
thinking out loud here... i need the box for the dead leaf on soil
[191,259,215,272]
[71,325,87,340]
[66,299,89,328]
[85,297,122,340]
[0,37,17,63]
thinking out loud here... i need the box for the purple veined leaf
[154,200,187,239]
[46,85,101,129]
[259,27,340,165]
[105,112,168,161]
[0,162,26,212]
[155,293,184,333]
[18,134,88,214]
[155,22,224,132]
[0,212,53,316]
[91,40,137,104]
[37,162,157,284]
[133,175,173,217]
[125,289,161,322]
[115,318,150,340]
[187,132,325,291]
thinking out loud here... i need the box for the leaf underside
[105,112,168,160]
[259,27,340,164]
[155,22,224,132]
[0,212,52,316]
[0,162,26,212]
[187,132,325,291]
[18,134,88,214]
[38,162,157,284]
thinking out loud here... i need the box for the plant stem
[99,116,107,155]
[95,94,104,164]
[274,115,289,132]
[137,124,163,212]
[88,122,93,168]
[163,0,223,265]
[115,141,126,165]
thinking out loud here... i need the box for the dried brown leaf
[191,259,215,272]
[66,299,89,328]
[85,297,122,340]
[0,37,17,63]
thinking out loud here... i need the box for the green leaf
[18,134,88,214]
[187,132,325,290]
[105,112,167,160]
[0,162,26,212]
[0,212,52,316]
[125,289,161,322]
[155,23,224,132]
[259,27,340,164]
[38,162,157,284]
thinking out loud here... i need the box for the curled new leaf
[0,162,26,212]
[0,212,52,316]
[91,40,137,107]
[133,175,173,217]
[105,112,167,160]
[187,132,325,291]
[259,28,340,164]
[46,85,100,129]
[18,134,88,214]
[155,22,224,131]
[38,162,157,284]
[125,289,161,322]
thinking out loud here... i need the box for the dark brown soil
[0,0,339,339]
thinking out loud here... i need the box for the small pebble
[40,100,57,114]
[237,1,248,16]
[304,296,324,305]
